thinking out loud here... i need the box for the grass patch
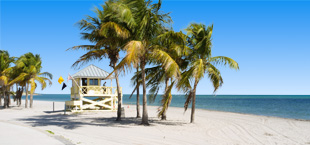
[264,133,273,136]
[72,112,82,115]
[46,130,55,135]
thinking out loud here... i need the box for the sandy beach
[0,100,310,145]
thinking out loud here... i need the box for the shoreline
[16,99,310,122]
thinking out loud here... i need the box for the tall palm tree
[138,30,189,120]
[177,23,239,123]
[0,50,15,108]
[110,0,181,125]
[68,1,130,121]
[15,53,52,108]
[153,30,189,120]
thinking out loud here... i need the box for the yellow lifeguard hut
[65,64,122,111]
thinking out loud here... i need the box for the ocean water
[21,94,310,120]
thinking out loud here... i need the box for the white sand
[1,100,310,145]
[0,121,64,145]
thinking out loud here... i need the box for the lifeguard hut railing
[71,86,122,97]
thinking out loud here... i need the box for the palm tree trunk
[30,92,33,108]
[16,84,18,105]
[136,67,141,118]
[114,63,122,121]
[25,84,29,108]
[9,86,12,106]
[161,78,169,120]
[161,106,167,120]
[3,86,7,108]
[190,80,199,123]
[141,61,149,125]
[19,86,24,107]
[0,86,4,106]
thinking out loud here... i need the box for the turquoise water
[22,94,310,120]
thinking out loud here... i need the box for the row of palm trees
[70,0,239,124]
[0,51,53,108]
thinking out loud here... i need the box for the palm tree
[138,30,189,120]
[15,53,52,108]
[177,23,239,123]
[68,1,130,121]
[153,30,189,120]
[0,50,15,108]
[110,0,181,125]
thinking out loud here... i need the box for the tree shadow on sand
[18,112,187,130]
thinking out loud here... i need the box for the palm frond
[210,56,239,70]
[184,90,193,112]
[206,63,223,92]
[39,72,53,79]
[72,49,108,69]
[192,59,205,80]
[67,45,96,51]
[150,49,180,79]
[100,22,130,39]
[158,81,175,118]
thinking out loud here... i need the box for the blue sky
[1,0,310,95]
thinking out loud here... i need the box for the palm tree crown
[14,53,52,108]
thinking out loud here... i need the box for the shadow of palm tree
[19,112,187,130]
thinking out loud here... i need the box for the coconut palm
[0,50,15,108]
[137,30,189,120]
[109,0,181,125]
[152,30,189,120]
[68,1,131,121]
[177,23,239,123]
[15,52,52,108]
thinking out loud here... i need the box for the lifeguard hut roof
[71,64,114,79]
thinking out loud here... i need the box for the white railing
[72,86,122,96]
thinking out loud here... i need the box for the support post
[111,96,115,110]
[64,104,66,115]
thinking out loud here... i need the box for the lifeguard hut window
[89,79,98,85]
[82,78,87,86]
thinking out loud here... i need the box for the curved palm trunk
[190,80,199,123]
[141,62,149,125]
[25,84,29,108]
[114,63,122,121]
[161,78,169,120]
[136,67,141,118]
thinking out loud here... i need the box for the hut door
[82,78,87,94]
